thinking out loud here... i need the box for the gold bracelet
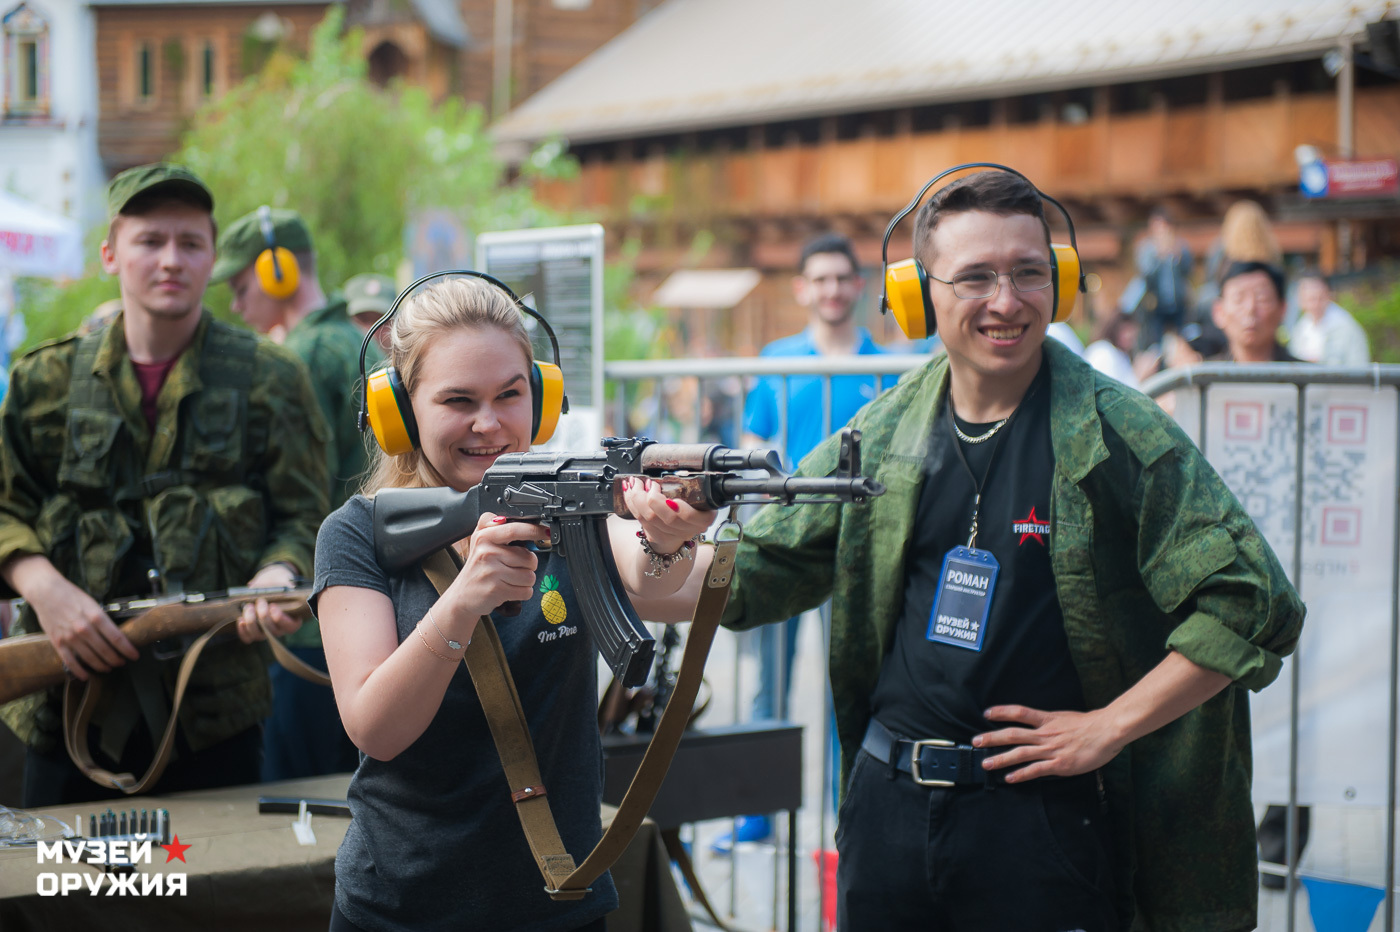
[416,622,461,662]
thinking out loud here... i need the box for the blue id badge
[926,546,999,651]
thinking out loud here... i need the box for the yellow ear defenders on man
[356,270,570,456]
[255,205,300,299]
[880,163,1085,340]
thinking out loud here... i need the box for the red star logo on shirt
[1012,506,1050,546]
[161,835,192,863]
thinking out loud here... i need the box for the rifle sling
[62,603,331,795]
[421,530,739,901]
[660,827,733,932]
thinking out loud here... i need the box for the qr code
[1212,393,1298,561]
[1302,402,1369,546]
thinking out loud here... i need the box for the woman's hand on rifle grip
[442,513,550,625]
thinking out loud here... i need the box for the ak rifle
[0,587,312,705]
[373,429,884,688]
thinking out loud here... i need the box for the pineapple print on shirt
[535,573,579,644]
[541,576,567,624]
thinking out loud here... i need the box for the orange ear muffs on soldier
[879,163,1086,340]
[358,270,571,456]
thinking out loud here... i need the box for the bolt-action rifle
[0,588,313,705]
[372,429,884,688]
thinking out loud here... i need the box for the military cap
[211,207,314,284]
[107,163,214,220]
[344,274,398,319]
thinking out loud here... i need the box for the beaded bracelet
[637,530,700,578]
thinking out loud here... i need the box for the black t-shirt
[871,361,1086,743]
[311,495,618,932]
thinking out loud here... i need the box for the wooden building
[492,0,1400,352]
[91,0,649,173]
[92,0,339,171]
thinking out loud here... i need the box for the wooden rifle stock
[0,588,312,705]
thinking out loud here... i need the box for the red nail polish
[665,499,680,512]
[492,516,508,524]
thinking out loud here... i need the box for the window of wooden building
[201,39,215,97]
[3,2,50,119]
[136,41,154,102]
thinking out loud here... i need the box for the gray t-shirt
[313,495,618,932]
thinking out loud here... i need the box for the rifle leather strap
[60,596,328,794]
[421,530,739,901]
[256,616,333,687]
[62,614,239,795]
[660,827,733,932]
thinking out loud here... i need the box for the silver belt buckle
[909,738,956,786]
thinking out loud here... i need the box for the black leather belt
[861,718,1005,787]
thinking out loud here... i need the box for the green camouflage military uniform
[722,338,1305,932]
[0,311,330,760]
[278,298,381,648]
[282,298,381,511]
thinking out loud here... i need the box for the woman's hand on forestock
[621,477,716,553]
[446,513,551,620]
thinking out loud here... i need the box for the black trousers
[836,748,1122,932]
[22,723,262,808]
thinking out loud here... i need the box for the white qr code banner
[1186,384,1398,805]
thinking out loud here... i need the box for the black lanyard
[946,378,1043,550]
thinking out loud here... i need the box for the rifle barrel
[714,475,886,501]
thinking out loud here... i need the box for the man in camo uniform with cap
[344,272,398,353]
[0,164,330,805]
[212,208,381,779]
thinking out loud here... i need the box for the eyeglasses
[927,263,1054,300]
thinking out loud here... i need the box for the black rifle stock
[373,430,884,687]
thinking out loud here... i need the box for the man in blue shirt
[744,235,886,470]
[717,233,886,850]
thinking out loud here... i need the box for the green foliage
[15,271,120,349]
[17,6,577,346]
[1343,269,1400,363]
[178,7,573,318]
[13,225,117,354]
[603,238,665,362]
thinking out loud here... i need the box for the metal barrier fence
[1142,363,1400,932]
[609,354,1400,932]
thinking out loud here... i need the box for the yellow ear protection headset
[356,270,570,456]
[255,205,300,299]
[880,163,1085,340]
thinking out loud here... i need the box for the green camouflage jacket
[722,338,1304,932]
[280,297,381,648]
[0,311,330,756]
[282,297,381,511]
